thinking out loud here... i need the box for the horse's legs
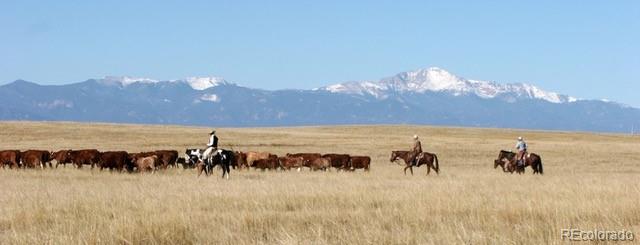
[409,166,414,175]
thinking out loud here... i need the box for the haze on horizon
[1,1,638,107]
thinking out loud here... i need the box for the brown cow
[97,151,129,172]
[309,157,330,171]
[135,155,159,173]
[322,154,350,170]
[129,150,177,169]
[349,156,371,171]
[0,150,21,169]
[69,149,101,168]
[286,153,321,170]
[252,155,279,171]
[154,150,178,169]
[246,152,273,168]
[52,150,73,168]
[21,150,52,168]
[234,151,248,169]
[278,156,304,170]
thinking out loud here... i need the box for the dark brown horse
[494,150,543,174]
[390,150,439,175]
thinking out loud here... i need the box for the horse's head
[389,151,398,162]
[494,159,500,169]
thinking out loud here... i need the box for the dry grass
[1,121,639,244]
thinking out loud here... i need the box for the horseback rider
[202,130,219,164]
[408,135,423,166]
[515,136,527,166]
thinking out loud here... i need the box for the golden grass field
[1,121,639,244]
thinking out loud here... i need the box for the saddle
[516,154,528,166]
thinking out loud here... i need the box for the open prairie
[0,121,639,244]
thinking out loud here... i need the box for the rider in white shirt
[202,130,218,163]
[515,136,527,166]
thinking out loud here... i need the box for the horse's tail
[537,155,543,175]
[433,154,439,173]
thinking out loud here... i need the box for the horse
[197,149,234,179]
[390,150,439,175]
[494,150,515,172]
[494,150,543,175]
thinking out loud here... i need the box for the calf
[135,155,159,173]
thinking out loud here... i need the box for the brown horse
[494,150,514,172]
[390,150,439,175]
[494,150,543,174]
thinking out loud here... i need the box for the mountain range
[1,67,638,133]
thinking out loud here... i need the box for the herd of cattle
[0,149,178,172]
[0,149,371,174]
[0,148,543,177]
[184,149,371,174]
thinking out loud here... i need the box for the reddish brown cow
[129,150,177,169]
[234,151,248,169]
[252,155,279,170]
[309,157,330,171]
[286,153,321,169]
[322,154,350,170]
[0,150,21,169]
[154,150,178,169]
[278,156,304,170]
[21,150,52,168]
[349,156,371,171]
[52,150,73,168]
[69,149,101,168]
[246,152,273,168]
[97,151,129,172]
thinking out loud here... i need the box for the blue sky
[1,1,638,106]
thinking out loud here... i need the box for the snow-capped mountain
[1,67,639,133]
[99,76,230,90]
[321,67,577,103]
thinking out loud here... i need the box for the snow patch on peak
[185,77,227,90]
[102,76,159,86]
[392,67,466,92]
[200,93,220,103]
